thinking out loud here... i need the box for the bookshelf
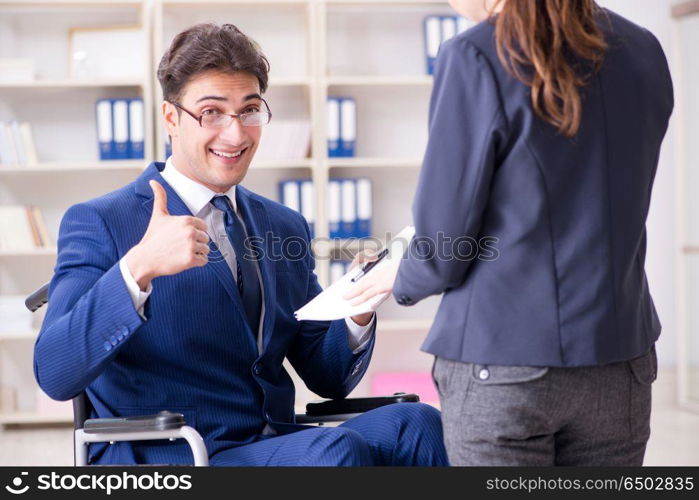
[324,75,433,87]
[0,79,144,89]
[0,0,456,425]
[0,161,145,173]
[0,412,73,426]
[0,0,154,426]
[0,247,57,257]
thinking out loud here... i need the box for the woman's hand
[344,250,401,308]
[347,249,382,326]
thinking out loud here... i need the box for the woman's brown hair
[492,0,608,137]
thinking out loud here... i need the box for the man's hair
[157,23,270,103]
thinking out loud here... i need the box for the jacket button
[478,368,490,380]
[109,335,118,345]
[120,326,129,337]
[103,341,113,352]
[398,295,413,306]
[254,364,262,375]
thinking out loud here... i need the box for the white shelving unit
[0,161,145,173]
[0,412,72,425]
[0,79,145,88]
[0,0,154,425]
[0,247,57,257]
[1,0,456,424]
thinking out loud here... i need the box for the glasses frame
[169,99,273,128]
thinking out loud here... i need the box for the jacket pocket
[628,346,658,385]
[432,357,459,399]
[470,364,549,385]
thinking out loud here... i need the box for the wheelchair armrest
[83,411,185,434]
[25,281,49,312]
[304,392,419,417]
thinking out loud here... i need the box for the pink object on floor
[371,372,438,405]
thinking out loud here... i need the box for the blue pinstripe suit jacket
[33,162,375,465]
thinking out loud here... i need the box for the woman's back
[399,9,673,366]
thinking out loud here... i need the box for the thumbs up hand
[124,180,210,290]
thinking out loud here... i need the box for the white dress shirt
[120,157,374,353]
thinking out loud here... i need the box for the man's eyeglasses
[170,99,272,128]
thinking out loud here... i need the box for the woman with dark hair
[348,0,673,465]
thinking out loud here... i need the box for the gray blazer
[393,9,673,367]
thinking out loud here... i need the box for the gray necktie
[210,195,261,335]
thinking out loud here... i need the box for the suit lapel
[236,186,277,352]
[133,163,247,320]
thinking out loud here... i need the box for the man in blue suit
[33,23,447,466]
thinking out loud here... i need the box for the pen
[351,248,389,282]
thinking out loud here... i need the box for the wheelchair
[25,282,419,466]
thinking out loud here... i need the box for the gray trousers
[433,347,657,466]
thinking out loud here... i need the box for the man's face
[163,70,263,192]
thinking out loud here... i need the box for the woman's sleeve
[393,37,508,305]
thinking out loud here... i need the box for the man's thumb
[149,180,169,217]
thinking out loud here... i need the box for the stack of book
[95,98,145,160]
[0,58,34,83]
[0,121,38,167]
[423,15,475,75]
[255,119,312,161]
[278,177,373,239]
[0,205,51,251]
[278,179,315,237]
[328,177,372,239]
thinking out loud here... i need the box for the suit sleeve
[393,38,508,304]
[33,203,146,401]
[286,216,375,399]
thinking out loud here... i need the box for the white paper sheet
[295,226,415,321]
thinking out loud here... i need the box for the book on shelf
[0,205,52,251]
[423,15,475,75]
[327,97,356,158]
[328,179,342,240]
[0,58,34,83]
[278,179,315,238]
[338,177,372,239]
[0,121,38,167]
[255,119,311,162]
[279,177,372,239]
[95,98,146,161]
[165,140,172,160]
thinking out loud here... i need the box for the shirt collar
[161,156,237,216]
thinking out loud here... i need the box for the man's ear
[162,101,179,138]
